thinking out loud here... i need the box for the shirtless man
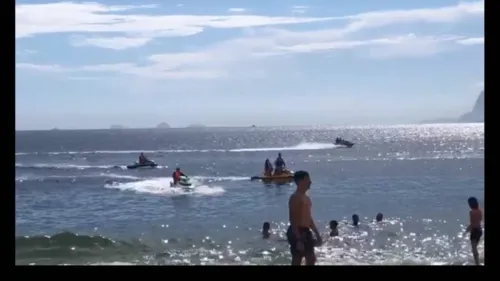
[286,170,322,265]
[465,196,483,265]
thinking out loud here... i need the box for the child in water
[465,197,483,265]
[329,220,339,237]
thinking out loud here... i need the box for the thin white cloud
[282,1,483,43]
[16,1,484,79]
[67,76,100,81]
[474,81,484,88]
[456,37,484,45]
[342,1,483,23]
[16,34,481,79]
[16,63,66,72]
[366,35,463,59]
[272,34,461,55]
[228,8,247,13]
[15,1,482,51]
[16,2,333,40]
[70,36,153,50]
[16,49,37,56]
[291,5,309,14]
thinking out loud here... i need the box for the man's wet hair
[293,170,309,183]
[468,197,479,209]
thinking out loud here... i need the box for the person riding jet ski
[274,153,286,175]
[138,153,151,164]
[172,167,186,185]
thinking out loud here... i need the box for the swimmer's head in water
[262,222,270,230]
[352,214,359,226]
[468,197,479,209]
[293,170,311,190]
[376,213,383,222]
[329,220,338,229]
[278,153,282,157]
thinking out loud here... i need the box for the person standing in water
[286,170,322,266]
[352,214,359,226]
[465,197,483,265]
[262,222,271,239]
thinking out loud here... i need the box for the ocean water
[15,124,484,265]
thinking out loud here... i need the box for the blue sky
[15,0,484,130]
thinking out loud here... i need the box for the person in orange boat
[264,159,273,176]
[274,153,286,175]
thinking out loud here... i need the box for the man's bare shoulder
[471,209,483,218]
[289,192,308,204]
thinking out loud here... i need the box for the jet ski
[334,138,354,148]
[170,175,193,189]
[251,169,294,184]
[126,161,158,169]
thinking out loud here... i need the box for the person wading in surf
[465,197,483,265]
[286,170,322,266]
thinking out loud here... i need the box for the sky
[15,0,484,130]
